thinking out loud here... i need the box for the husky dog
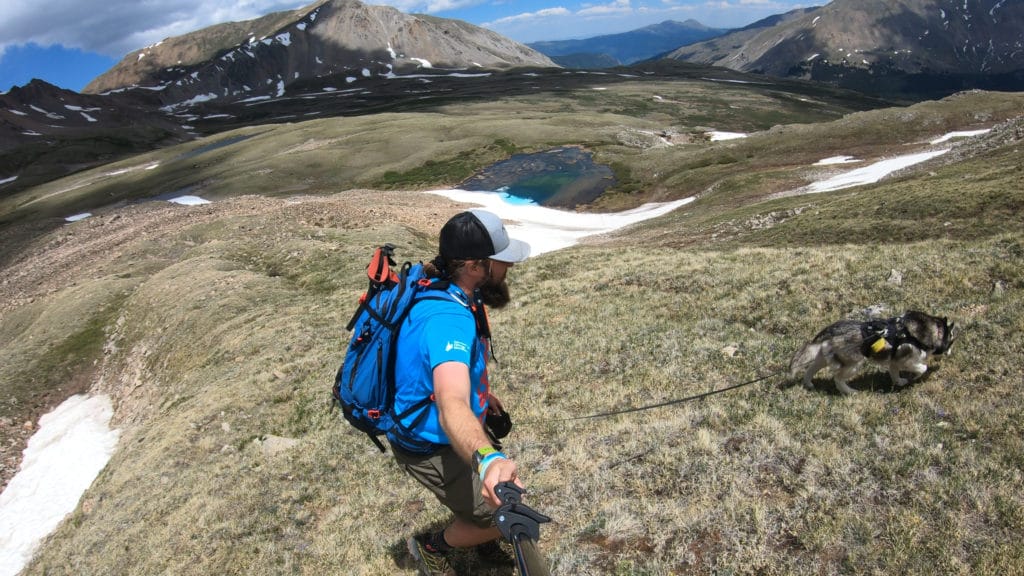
[790,310,957,395]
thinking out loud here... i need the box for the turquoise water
[460,147,615,208]
[496,188,538,205]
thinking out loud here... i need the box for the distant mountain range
[527,20,727,68]
[0,80,190,191]
[63,0,1024,105]
[665,0,1024,97]
[4,0,1023,197]
[84,0,555,107]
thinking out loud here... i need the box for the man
[389,209,531,576]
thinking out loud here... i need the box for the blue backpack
[332,245,449,452]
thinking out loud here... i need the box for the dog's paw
[836,381,857,395]
[895,377,910,387]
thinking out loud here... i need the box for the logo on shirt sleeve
[445,340,470,353]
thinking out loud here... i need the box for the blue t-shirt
[389,284,490,449]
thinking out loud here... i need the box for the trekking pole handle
[494,482,551,543]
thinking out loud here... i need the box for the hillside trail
[0,189,465,491]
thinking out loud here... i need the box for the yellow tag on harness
[871,338,888,354]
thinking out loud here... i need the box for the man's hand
[481,457,522,508]
[486,392,505,414]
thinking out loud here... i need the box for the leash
[548,371,782,422]
[486,374,779,574]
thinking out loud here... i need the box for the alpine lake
[458,147,616,207]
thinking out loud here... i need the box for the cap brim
[491,238,530,263]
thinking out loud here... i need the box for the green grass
[0,279,133,420]
[0,78,909,228]
[377,138,524,189]
[2,86,1023,575]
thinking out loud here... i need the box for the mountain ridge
[84,0,557,106]
[528,19,727,67]
[665,0,1024,95]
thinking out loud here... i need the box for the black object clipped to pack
[485,407,513,448]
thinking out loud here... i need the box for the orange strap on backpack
[367,244,399,285]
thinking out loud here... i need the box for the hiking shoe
[475,539,515,566]
[407,534,455,576]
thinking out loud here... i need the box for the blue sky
[0,0,813,93]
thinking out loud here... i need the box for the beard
[479,279,511,309]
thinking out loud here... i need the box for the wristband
[477,451,507,478]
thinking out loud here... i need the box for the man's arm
[433,361,520,507]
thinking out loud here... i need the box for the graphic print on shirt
[446,340,470,353]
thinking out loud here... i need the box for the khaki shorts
[392,444,494,529]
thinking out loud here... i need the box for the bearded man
[389,209,530,576]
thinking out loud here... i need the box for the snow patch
[708,131,747,141]
[803,150,950,194]
[29,105,64,120]
[814,155,861,166]
[160,92,219,112]
[168,195,211,206]
[0,395,120,576]
[929,129,990,144]
[444,72,491,78]
[423,189,692,256]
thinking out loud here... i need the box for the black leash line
[548,371,782,423]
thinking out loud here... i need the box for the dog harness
[860,314,948,358]
[860,316,912,358]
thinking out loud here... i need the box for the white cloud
[371,0,487,12]
[578,0,633,17]
[480,0,806,42]
[486,7,573,27]
[0,0,309,57]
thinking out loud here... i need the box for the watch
[473,446,498,473]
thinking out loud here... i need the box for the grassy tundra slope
[1,84,1022,575]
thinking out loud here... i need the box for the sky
[0,0,814,92]
[0,127,989,574]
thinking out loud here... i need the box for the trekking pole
[494,482,552,576]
